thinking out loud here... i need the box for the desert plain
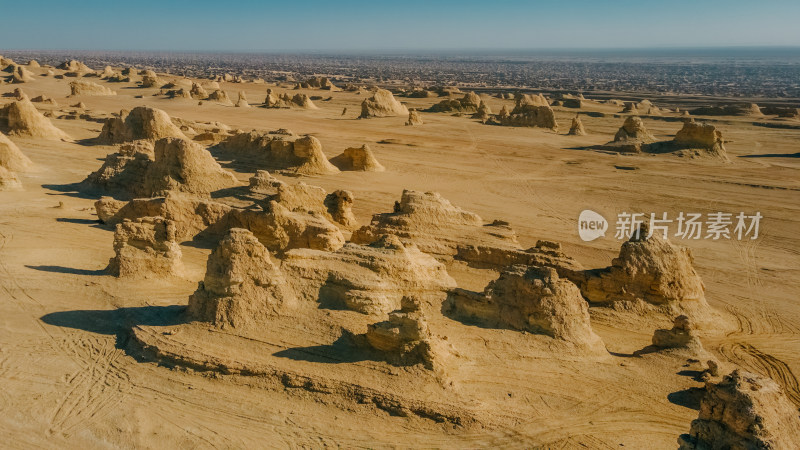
[0,55,799,449]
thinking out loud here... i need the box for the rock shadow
[42,182,101,200]
[668,387,704,410]
[40,305,186,347]
[273,331,370,364]
[26,264,107,276]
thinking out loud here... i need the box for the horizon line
[4,45,800,54]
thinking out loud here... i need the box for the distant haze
[2,0,800,51]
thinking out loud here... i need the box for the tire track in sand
[0,227,132,437]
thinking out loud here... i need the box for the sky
[1,0,799,52]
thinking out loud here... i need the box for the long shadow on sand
[42,182,102,200]
[26,264,107,276]
[668,387,704,410]
[740,152,800,158]
[40,305,186,345]
[56,217,101,225]
[273,332,372,365]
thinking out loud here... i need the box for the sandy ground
[1,70,799,448]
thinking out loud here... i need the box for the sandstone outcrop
[330,144,385,171]
[234,91,249,107]
[359,89,409,118]
[57,60,92,74]
[351,190,518,258]
[690,103,763,117]
[187,228,296,329]
[98,106,187,143]
[69,80,116,96]
[262,89,318,109]
[218,201,345,253]
[427,92,481,113]
[95,193,232,241]
[582,226,713,323]
[207,89,232,105]
[405,109,423,126]
[85,137,236,198]
[568,115,586,136]
[488,93,557,130]
[455,240,585,285]
[447,265,605,353]
[471,101,492,122]
[0,131,33,172]
[669,119,728,159]
[0,98,71,140]
[651,315,703,352]
[678,370,800,449]
[142,137,238,197]
[214,131,338,175]
[364,296,444,370]
[106,216,184,278]
[283,235,456,315]
[597,116,656,153]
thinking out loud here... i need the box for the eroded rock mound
[568,115,586,136]
[582,226,713,323]
[351,190,518,258]
[622,99,661,115]
[83,140,155,197]
[219,201,345,253]
[207,89,232,105]
[456,240,585,285]
[0,99,71,140]
[190,82,208,99]
[690,103,763,117]
[9,65,34,83]
[323,189,358,229]
[57,60,92,73]
[31,95,58,106]
[85,137,236,198]
[651,315,703,352]
[297,76,339,90]
[471,101,492,122]
[96,192,232,240]
[678,370,800,449]
[249,170,282,194]
[140,70,159,88]
[0,131,33,172]
[214,131,338,175]
[263,89,317,109]
[359,89,409,118]
[142,137,238,197]
[427,92,481,113]
[283,235,456,315]
[69,80,116,96]
[405,109,423,126]
[98,106,187,143]
[670,119,728,159]
[488,94,557,130]
[330,144,385,171]
[447,266,605,352]
[235,91,249,107]
[595,116,656,153]
[106,216,183,278]
[187,228,296,329]
[364,296,444,370]
[251,180,358,230]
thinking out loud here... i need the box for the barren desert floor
[1,66,799,448]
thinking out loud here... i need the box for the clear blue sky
[2,0,799,51]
